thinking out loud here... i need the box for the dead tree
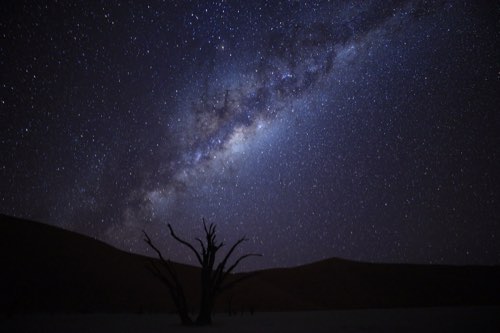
[143,219,261,326]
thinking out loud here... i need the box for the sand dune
[1,214,499,315]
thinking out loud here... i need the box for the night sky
[1,1,498,270]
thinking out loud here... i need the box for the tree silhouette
[143,219,261,326]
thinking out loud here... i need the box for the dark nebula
[1,1,498,270]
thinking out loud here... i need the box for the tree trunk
[196,270,214,326]
[196,301,213,325]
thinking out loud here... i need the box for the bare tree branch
[215,237,247,275]
[148,261,175,293]
[202,218,209,235]
[143,230,192,325]
[167,224,203,265]
[226,253,262,276]
[195,237,206,257]
[144,232,179,282]
[143,231,168,263]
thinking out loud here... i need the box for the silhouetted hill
[228,258,500,311]
[0,214,198,314]
[1,214,499,314]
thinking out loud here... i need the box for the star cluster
[1,1,498,270]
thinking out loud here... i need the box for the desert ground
[2,307,499,333]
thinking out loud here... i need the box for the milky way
[1,1,498,270]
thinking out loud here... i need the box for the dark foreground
[2,307,499,333]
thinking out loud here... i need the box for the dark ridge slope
[1,214,499,314]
